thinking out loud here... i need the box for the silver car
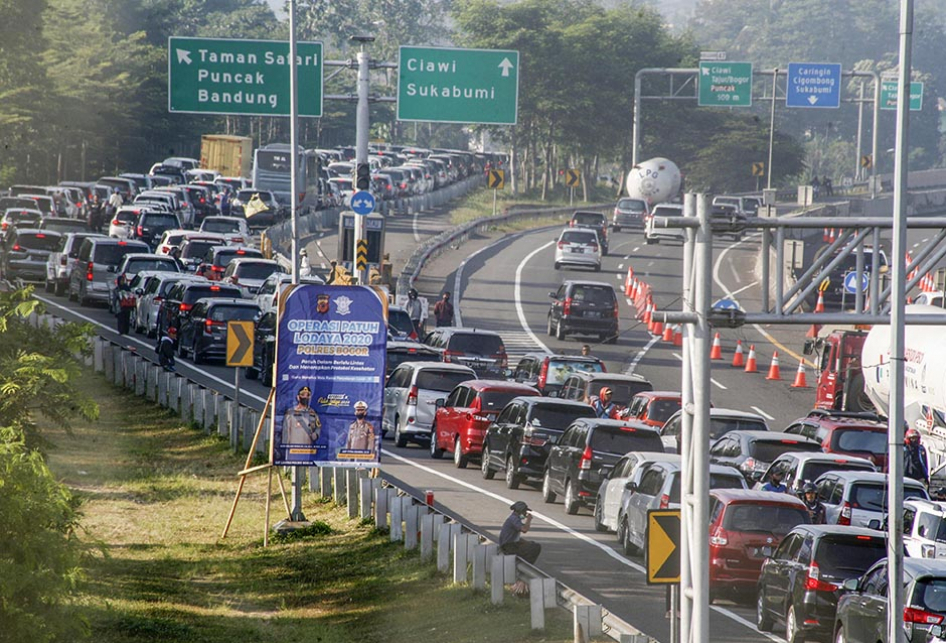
[68,237,150,306]
[594,451,678,533]
[644,203,685,244]
[45,231,106,296]
[383,362,476,448]
[814,470,929,527]
[554,228,602,271]
[132,271,206,336]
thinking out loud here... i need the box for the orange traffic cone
[766,351,782,381]
[822,227,830,242]
[791,362,808,388]
[744,345,758,373]
[710,332,723,360]
[643,300,653,325]
[673,325,683,347]
[829,228,836,243]
[651,314,664,337]
[624,267,634,296]
[732,340,745,367]
[662,323,674,342]
[814,291,825,313]
[628,278,637,300]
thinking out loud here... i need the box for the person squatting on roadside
[499,501,541,596]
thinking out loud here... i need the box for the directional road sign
[752,162,765,177]
[844,271,869,294]
[226,321,254,367]
[356,239,368,271]
[861,154,873,169]
[350,190,375,216]
[712,297,741,311]
[397,45,519,125]
[487,170,505,190]
[699,61,752,107]
[786,63,842,108]
[880,81,924,111]
[168,37,323,117]
[565,169,581,188]
[646,509,680,584]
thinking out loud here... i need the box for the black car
[135,211,181,249]
[385,340,442,377]
[481,397,597,489]
[709,203,746,241]
[178,298,260,364]
[569,210,609,255]
[38,218,88,234]
[423,327,508,377]
[543,418,664,514]
[196,246,264,281]
[756,524,887,642]
[709,430,822,484]
[511,352,607,397]
[805,246,889,311]
[157,281,243,340]
[1,228,62,282]
[547,280,619,343]
[247,309,277,386]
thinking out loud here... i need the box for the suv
[156,280,243,339]
[547,280,619,343]
[756,452,876,496]
[1,228,61,282]
[200,216,251,245]
[595,451,679,533]
[511,352,606,397]
[1,209,42,241]
[709,203,746,241]
[177,298,261,364]
[712,195,761,217]
[423,327,508,377]
[196,246,264,281]
[568,210,609,255]
[135,211,181,249]
[782,410,890,470]
[221,258,286,297]
[904,499,946,559]
[68,237,150,305]
[660,408,769,453]
[178,235,230,272]
[385,340,442,378]
[709,430,822,484]
[109,253,182,311]
[431,380,540,467]
[554,228,602,271]
[481,397,597,489]
[132,272,205,337]
[45,232,106,295]
[38,218,88,235]
[756,525,888,641]
[813,471,929,527]
[644,203,685,244]
[559,371,653,413]
[383,362,477,448]
[543,418,664,515]
[612,197,648,231]
[621,391,682,428]
[253,272,325,315]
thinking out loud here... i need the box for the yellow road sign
[487,169,505,190]
[565,168,581,187]
[646,509,680,584]
[226,320,254,367]
[861,154,872,169]
[356,239,368,272]
[752,162,765,177]
[819,277,831,292]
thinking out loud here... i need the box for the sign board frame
[786,62,842,109]
[646,508,681,584]
[698,61,753,107]
[226,321,255,367]
[880,80,924,111]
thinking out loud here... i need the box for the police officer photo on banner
[272,284,387,467]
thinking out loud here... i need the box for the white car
[904,499,946,559]
[108,206,141,239]
[814,470,929,527]
[253,272,324,314]
[383,362,477,447]
[133,271,207,337]
[553,228,602,271]
[659,408,770,454]
[154,229,220,256]
[222,258,287,297]
[44,231,106,296]
[200,216,251,246]
[644,203,685,244]
[593,451,679,533]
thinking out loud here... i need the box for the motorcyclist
[905,428,930,486]
[800,482,826,524]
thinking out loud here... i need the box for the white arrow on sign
[701,67,710,75]
[353,199,366,208]
[176,49,192,65]
[807,95,818,105]
[498,58,514,77]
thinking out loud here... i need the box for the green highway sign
[168,37,323,117]
[880,80,923,111]
[699,61,753,107]
[397,46,519,125]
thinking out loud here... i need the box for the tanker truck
[625,158,681,206]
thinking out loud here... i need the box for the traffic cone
[823,227,830,242]
[791,362,809,388]
[625,267,634,296]
[828,228,836,243]
[814,291,825,313]
[710,332,723,360]
[673,325,683,347]
[732,340,745,367]
[662,322,674,342]
[651,314,664,337]
[643,300,653,325]
[744,345,758,373]
[766,351,782,381]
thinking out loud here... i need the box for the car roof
[819,470,928,487]
[230,257,278,266]
[433,327,503,338]
[571,371,650,383]
[904,498,946,514]
[194,297,258,308]
[461,380,540,393]
[633,390,681,399]
[904,558,946,577]
[90,238,149,247]
[778,452,875,466]
[710,488,808,506]
[387,340,439,352]
[572,418,659,432]
[397,361,475,372]
[562,279,614,289]
[10,228,61,237]
[789,524,886,539]
[708,408,767,420]
[513,396,593,409]
[724,430,814,442]
[122,253,175,262]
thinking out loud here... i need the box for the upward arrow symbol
[498,58,514,77]
[176,49,192,65]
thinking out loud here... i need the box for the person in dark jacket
[801,482,826,524]
[115,274,134,335]
[905,428,930,486]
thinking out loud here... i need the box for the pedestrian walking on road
[405,288,425,336]
[433,291,454,327]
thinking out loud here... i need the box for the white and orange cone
[814,291,825,314]
[662,322,674,342]
[673,325,683,347]
[710,332,723,360]
[766,351,782,381]
[732,340,745,368]
[744,344,758,373]
[791,362,809,388]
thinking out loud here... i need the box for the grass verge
[43,373,582,643]
[449,184,616,225]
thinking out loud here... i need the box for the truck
[625,158,681,206]
[200,134,253,178]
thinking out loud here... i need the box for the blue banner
[272,285,387,467]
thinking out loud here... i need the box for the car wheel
[554,262,560,270]
[756,589,774,632]
[785,604,802,643]
[593,499,607,532]
[44,279,53,293]
[505,455,521,490]
[261,361,273,387]
[555,319,566,341]
[564,480,580,515]
[613,226,621,232]
[68,283,78,302]
[481,445,496,479]
[430,427,444,458]
[55,280,66,297]
[453,437,468,468]
[394,419,408,448]
[178,339,188,358]
[605,332,618,345]
[594,263,601,272]
[546,316,555,337]
[78,286,90,307]
[620,518,639,556]
[192,340,204,365]
[834,625,846,643]
[542,469,557,503]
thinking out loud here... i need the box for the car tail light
[35,233,45,239]
[613,300,620,318]
[522,428,547,447]
[154,296,163,304]
[118,241,127,245]
[407,385,418,406]
[838,501,852,526]
[804,563,838,592]
[557,241,566,249]
[210,285,221,291]
[179,303,192,312]
[60,255,68,266]
[1,222,7,230]
[709,529,729,546]
[161,246,170,254]
[231,237,244,244]
[538,360,549,388]
[443,349,461,363]
[12,244,22,251]
[212,265,225,273]
[589,243,598,252]
[205,319,224,332]
[111,219,122,226]
[620,425,638,432]
[904,607,944,625]
[496,346,507,368]
[408,329,418,340]
[780,439,799,444]
[137,225,145,237]
[659,493,670,509]
[86,261,94,281]
[563,297,572,316]
[199,197,206,204]
[579,445,593,470]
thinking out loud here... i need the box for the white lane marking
[729,262,742,284]
[625,335,662,374]
[633,247,640,253]
[751,406,775,420]
[413,210,421,242]
[671,351,727,389]
[515,241,555,354]
[711,605,784,643]
[729,280,760,297]
[618,263,625,270]
[453,243,496,328]
[647,261,654,267]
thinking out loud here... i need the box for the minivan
[68,237,150,305]
[547,280,619,343]
[383,362,477,448]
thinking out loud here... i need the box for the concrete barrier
[390,493,403,542]
[218,399,230,438]
[320,467,333,500]
[374,486,390,529]
[472,544,488,590]
[529,578,558,629]
[453,533,475,584]
[333,467,345,505]
[93,338,105,373]
[202,390,214,431]
[573,604,604,641]
[404,504,419,551]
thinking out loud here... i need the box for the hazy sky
[266,0,285,19]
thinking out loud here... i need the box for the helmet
[906,428,921,441]
[802,482,817,494]
[510,501,530,514]
[600,386,612,397]
[353,400,368,411]
[408,288,418,298]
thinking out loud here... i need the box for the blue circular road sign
[350,190,376,216]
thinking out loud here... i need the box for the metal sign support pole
[766,68,778,191]
[492,188,497,216]
[855,81,865,182]
[670,585,679,643]
[678,193,695,643]
[231,367,241,452]
[354,47,370,285]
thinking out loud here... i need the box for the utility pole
[352,36,374,286]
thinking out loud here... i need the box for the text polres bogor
[287,319,382,356]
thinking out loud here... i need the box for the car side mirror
[750,470,765,482]
[549,291,557,298]
[134,288,144,296]
[435,398,445,408]
[802,339,815,355]
[841,578,859,592]
[624,481,637,493]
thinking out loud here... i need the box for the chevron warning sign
[356,239,368,271]
[565,168,581,187]
[752,162,765,177]
[487,169,505,189]
[646,509,680,584]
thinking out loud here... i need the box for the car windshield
[710,418,768,439]
[652,207,682,218]
[183,286,239,303]
[115,211,138,224]
[203,220,242,233]
[560,230,597,244]
[93,244,147,266]
[388,311,414,335]
[236,263,282,280]
[589,379,650,406]
[749,439,821,462]
[590,427,663,455]
[670,472,746,503]
[4,212,40,225]
[125,258,178,274]
[572,213,605,227]
[42,220,87,233]
[816,536,886,577]
[802,461,874,482]
[916,513,946,544]
[835,429,888,455]
[182,241,219,259]
[479,391,525,413]
[570,285,615,306]
[648,399,683,424]
[721,504,809,535]
[914,579,946,613]
[850,483,927,511]
[15,233,60,251]
[386,348,439,373]
[214,250,261,267]
[209,306,258,322]
[143,214,178,227]
[546,359,604,386]
[447,334,504,355]
[617,199,646,213]
[529,405,597,430]
[415,370,474,393]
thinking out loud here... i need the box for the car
[558,371,653,414]
[178,235,230,272]
[782,410,890,470]
[108,206,142,239]
[481,397,598,489]
[568,210,609,255]
[177,298,261,364]
[708,489,810,595]
[756,524,888,642]
[387,306,417,341]
[118,172,153,192]
[510,352,606,397]
[383,362,477,448]
[594,451,679,533]
[108,253,182,312]
[154,186,197,226]
[246,309,277,386]
[754,452,876,495]
[553,227,602,271]
[156,280,243,340]
[813,470,929,527]
[834,558,946,643]
[68,237,150,305]
[644,203,685,244]
[196,246,264,281]
[431,380,540,467]
[712,195,761,217]
[253,272,325,315]
[232,189,284,227]
[1,228,62,282]
[543,418,665,515]
[384,340,442,378]
[44,232,106,295]
[422,327,508,377]
[612,197,649,231]
[660,408,770,453]
[1,209,42,241]
[904,499,946,560]
[620,391,682,428]
[618,457,747,554]
[37,218,88,235]
[709,430,822,484]
[200,216,251,245]
[547,280,620,343]
[221,258,286,297]
[154,229,217,256]
[708,203,746,241]
[132,272,206,337]
[135,211,182,250]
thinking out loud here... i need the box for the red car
[708,489,810,596]
[431,380,540,468]
[620,391,683,428]
[782,409,889,470]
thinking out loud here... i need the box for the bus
[252,143,322,214]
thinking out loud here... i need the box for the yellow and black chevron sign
[861,154,872,169]
[356,239,368,271]
[487,169,505,190]
[646,509,680,584]
[565,168,581,187]
[751,162,765,177]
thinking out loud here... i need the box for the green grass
[41,375,584,643]
[450,183,617,225]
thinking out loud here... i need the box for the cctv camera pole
[354,40,371,285]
